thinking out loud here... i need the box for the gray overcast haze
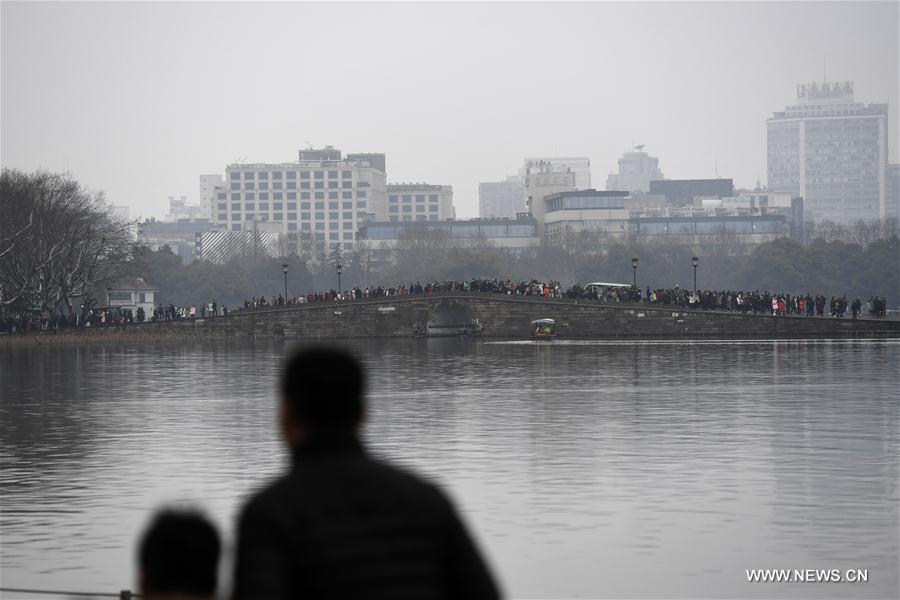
[2,1,898,219]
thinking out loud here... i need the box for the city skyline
[2,1,898,220]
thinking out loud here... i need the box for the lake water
[1,339,898,599]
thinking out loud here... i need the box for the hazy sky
[3,1,898,219]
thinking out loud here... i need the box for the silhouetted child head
[138,509,220,599]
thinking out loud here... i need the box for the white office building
[211,147,385,253]
[383,183,455,222]
[767,81,889,223]
[606,146,664,193]
[479,176,525,219]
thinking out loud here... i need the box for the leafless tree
[0,169,135,313]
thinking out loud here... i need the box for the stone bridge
[150,293,900,340]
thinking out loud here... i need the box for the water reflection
[0,339,897,599]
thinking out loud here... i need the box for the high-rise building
[523,161,577,235]
[211,147,385,253]
[606,146,663,193]
[521,157,591,190]
[767,81,888,224]
[479,176,525,219]
[887,164,900,222]
[199,174,223,217]
[382,184,455,222]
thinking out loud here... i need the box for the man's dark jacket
[233,431,500,599]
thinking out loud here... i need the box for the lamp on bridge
[631,257,639,287]
[282,263,289,301]
[336,262,343,297]
[692,256,699,291]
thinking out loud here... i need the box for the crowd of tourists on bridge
[241,278,566,309]
[1,277,892,334]
[236,277,889,322]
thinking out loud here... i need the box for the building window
[343,220,353,228]
[300,212,310,221]
[342,170,352,178]
[329,222,338,230]
[287,181,296,190]
[416,215,427,221]
[390,215,399,222]
[272,171,282,180]
[343,232,353,240]
[259,203,269,211]
[416,195,425,202]
[416,205,425,212]
[315,202,325,210]
[329,212,338,220]
[315,233,325,241]
[258,172,268,180]
[217,192,226,200]
[314,170,324,179]
[357,201,366,208]
[230,172,240,180]
[328,192,338,199]
[286,171,296,179]
[245,193,255,201]
[329,233,339,240]
[429,204,438,212]
[231,224,241,231]
[300,202,311,210]
[342,202,353,209]
[402,195,411,202]
[217,202,227,210]
[300,171,310,179]
[389,205,399,213]
[288,223,297,231]
[273,182,282,190]
[328,202,339,209]
[231,183,240,190]
[245,203,256,210]
[389,195,398,203]
[342,192,352,199]
[356,191,366,198]
[315,212,324,220]
[314,181,324,189]
[328,170,338,178]
[315,192,324,200]
[301,182,310,189]
[217,213,227,220]
[301,192,311,200]
[315,222,325,230]
[259,192,269,201]
[287,202,297,210]
[287,192,297,200]
[429,194,438,202]
[287,212,296,220]
[328,181,338,189]
[231,203,241,211]
[402,205,411,213]
[244,172,255,179]
[273,213,283,220]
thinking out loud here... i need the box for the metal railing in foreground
[0,587,139,599]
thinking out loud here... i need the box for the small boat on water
[531,318,555,339]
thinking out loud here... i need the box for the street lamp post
[631,257,639,288]
[282,263,289,302]
[106,287,112,326]
[336,263,343,299]
[692,256,699,291]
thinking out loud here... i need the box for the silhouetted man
[234,346,500,600]
[138,509,220,600]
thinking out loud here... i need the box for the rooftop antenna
[714,153,719,178]
[305,140,313,149]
